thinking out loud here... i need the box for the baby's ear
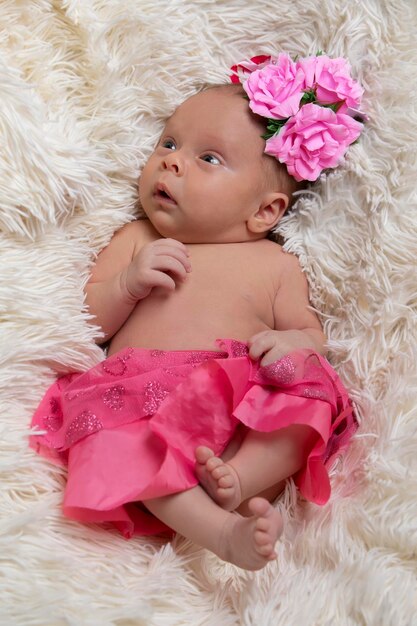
[247,192,289,234]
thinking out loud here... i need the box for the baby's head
[139,84,304,244]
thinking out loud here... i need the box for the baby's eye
[201,154,221,165]
[161,139,176,150]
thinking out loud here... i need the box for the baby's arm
[85,221,190,342]
[249,252,326,365]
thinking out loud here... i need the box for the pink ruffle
[30,340,356,538]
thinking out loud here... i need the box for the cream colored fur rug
[1,1,416,624]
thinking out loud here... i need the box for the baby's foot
[195,446,242,511]
[219,497,283,571]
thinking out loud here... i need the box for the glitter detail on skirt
[102,385,125,411]
[143,381,169,414]
[30,338,356,539]
[65,410,103,447]
[43,414,63,432]
[261,354,296,384]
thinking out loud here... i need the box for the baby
[31,55,361,570]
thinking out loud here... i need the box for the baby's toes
[254,528,272,546]
[218,473,235,488]
[206,456,224,473]
[195,446,214,464]
[254,516,271,533]
[257,543,274,557]
[254,530,275,556]
[212,464,230,480]
[248,497,271,517]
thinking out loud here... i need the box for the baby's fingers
[154,246,192,273]
[145,269,177,292]
[153,238,190,261]
[156,238,190,254]
[248,331,276,360]
[152,255,189,282]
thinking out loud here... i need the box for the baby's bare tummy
[108,242,278,354]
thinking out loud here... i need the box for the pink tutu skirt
[30,339,356,538]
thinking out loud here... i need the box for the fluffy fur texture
[1,1,417,624]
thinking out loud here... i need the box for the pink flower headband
[230,53,367,182]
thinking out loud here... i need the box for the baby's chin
[140,213,200,243]
[153,228,211,244]
[142,210,258,244]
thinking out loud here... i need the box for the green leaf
[321,101,343,113]
[300,90,317,106]
[261,117,288,140]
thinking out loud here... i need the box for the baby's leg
[195,425,317,511]
[142,485,283,571]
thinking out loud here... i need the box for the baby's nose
[163,151,183,174]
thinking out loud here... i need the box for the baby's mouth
[155,183,177,205]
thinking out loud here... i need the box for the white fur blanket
[1,1,417,624]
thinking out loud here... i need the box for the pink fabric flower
[243,53,306,119]
[297,55,363,109]
[265,103,363,181]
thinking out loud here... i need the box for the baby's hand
[121,238,191,302]
[248,330,318,366]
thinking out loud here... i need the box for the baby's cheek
[138,168,151,201]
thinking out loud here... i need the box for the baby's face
[139,88,277,243]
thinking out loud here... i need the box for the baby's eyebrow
[163,110,180,130]
[156,121,175,141]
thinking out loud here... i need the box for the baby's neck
[140,217,270,245]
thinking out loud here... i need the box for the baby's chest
[156,253,275,320]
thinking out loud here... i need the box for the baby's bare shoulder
[121,218,158,239]
[266,240,301,264]
[257,239,284,254]
[252,240,304,290]
[117,218,160,251]
[252,239,295,267]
